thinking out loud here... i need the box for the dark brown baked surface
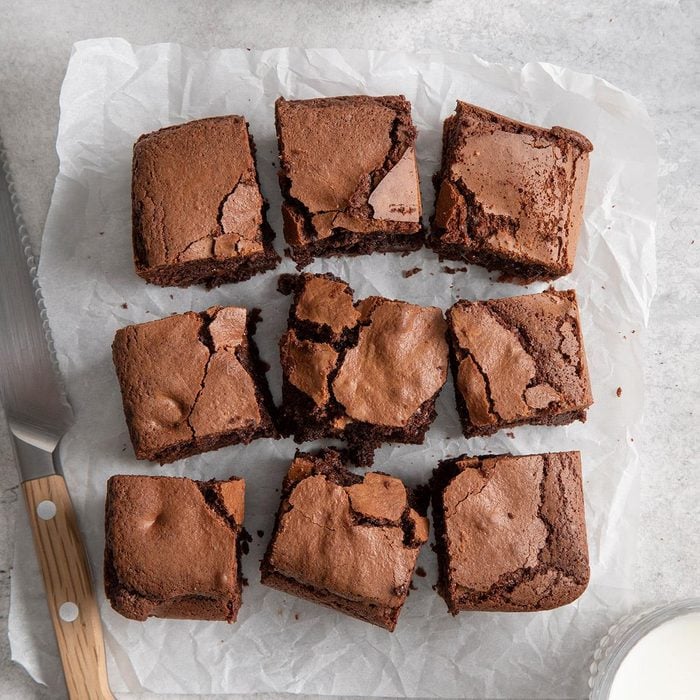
[429,101,592,282]
[105,474,246,622]
[132,116,279,287]
[430,452,589,614]
[447,289,593,438]
[112,305,276,464]
[278,273,449,467]
[260,449,429,631]
[275,95,424,266]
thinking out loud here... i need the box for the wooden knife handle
[22,474,114,700]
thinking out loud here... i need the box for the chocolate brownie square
[430,452,590,613]
[275,95,424,266]
[105,474,246,621]
[112,305,276,464]
[430,101,593,282]
[278,273,449,467]
[447,289,593,438]
[261,449,429,631]
[132,116,279,287]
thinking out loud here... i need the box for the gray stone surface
[0,1,698,698]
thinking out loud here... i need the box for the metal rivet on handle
[36,500,57,520]
[59,601,79,622]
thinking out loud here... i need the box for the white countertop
[0,1,698,698]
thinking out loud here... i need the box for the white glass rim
[589,598,700,699]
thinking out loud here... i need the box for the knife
[0,134,113,699]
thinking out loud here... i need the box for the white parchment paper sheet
[10,39,657,698]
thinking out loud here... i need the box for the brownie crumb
[294,613,299,620]
[256,530,264,538]
[506,431,515,439]
[120,302,128,309]
[402,267,422,278]
[415,566,426,578]
[616,387,622,397]
[409,581,416,590]
[241,577,249,587]
[99,231,105,236]
[441,265,468,274]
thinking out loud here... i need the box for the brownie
[430,452,590,613]
[278,273,449,467]
[112,305,276,464]
[447,289,593,438]
[132,116,279,287]
[105,474,246,621]
[275,95,424,267]
[430,101,593,282]
[260,449,429,631]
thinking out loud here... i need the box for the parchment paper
[10,39,657,698]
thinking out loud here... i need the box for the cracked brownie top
[430,101,592,282]
[278,273,449,466]
[447,289,593,437]
[132,115,278,286]
[105,474,245,622]
[430,452,589,613]
[112,305,276,463]
[263,449,429,611]
[275,95,424,265]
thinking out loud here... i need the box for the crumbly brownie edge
[135,243,280,288]
[429,458,464,614]
[236,307,280,438]
[260,569,399,631]
[428,239,567,284]
[344,391,442,468]
[287,229,423,269]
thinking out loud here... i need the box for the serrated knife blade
[0,134,72,478]
[0,133,113,699]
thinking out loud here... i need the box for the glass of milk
[589,598,700,699]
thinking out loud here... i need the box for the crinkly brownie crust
[430,101,592,282]
[132,116,279,288]
[112,305,277,464]
[261,450,429,631]
[447,289,593,438]
[105,474,246,622]
[275,95,425,267]
[430,452,589,613]
[277,273,449,467]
